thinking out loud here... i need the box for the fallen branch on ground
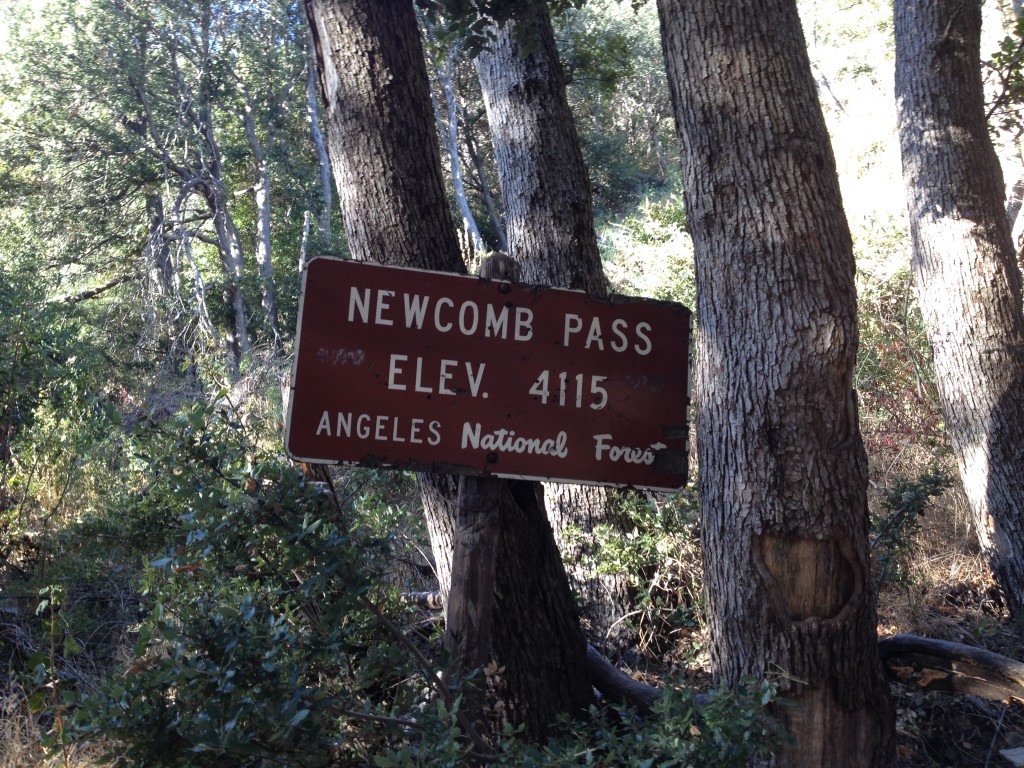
[403,591,1024,708]
[878,633,1024,704]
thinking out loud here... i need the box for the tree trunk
[421,15,486,259]
[240,100,283,355]
[207,184,251,373]
[172,180,221,355]
[304,30,333,244]
[475,5,604,295]
[304,0,463,272]
[126,1,249,376]
[475,1,634,654]
[304,0,591,738]
[464,126,508,253]
[195,0,250,374]
[252,167,282,354]
[144,192,174,299]
[658,1,896,765]
[895,0,1024,618]
[142,191,185,366]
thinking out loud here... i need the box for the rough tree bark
[895,0,1024,618]
[475,1,634,654]
[303,0,591,738]
[658,0,897,765]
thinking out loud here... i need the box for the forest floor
[879,583,1024,768]
[873,488,1024,767]
[2,476,1023,767]
[614,483,1024,767]
[626,588,1024,767]
[2,583,1022,767]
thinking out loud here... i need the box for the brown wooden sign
[285,257,691,490]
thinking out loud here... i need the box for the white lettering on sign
[315,410,442,445]
[528,370,609,410]
[404,294,430,328]
[387,355,487,398]
[592,434,666,465]
[348,287,534,342]
[562,314,653,355]
[461,422,569,458]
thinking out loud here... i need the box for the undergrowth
[1,396,782,767]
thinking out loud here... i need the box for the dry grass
[869,454,1024,767]
[0,690,45,768]
[0,688,110,768]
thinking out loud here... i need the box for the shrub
[67,403,447,767]
[584,488,704,656]
[870,468,953,587]
[507,674,782,768]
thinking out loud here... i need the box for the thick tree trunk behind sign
[657,0,896,764]
[475,3,604,295]
[475,2,633,653]
[304,0,591,737]
[895,0,1024,619]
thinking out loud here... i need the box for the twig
[340,709,421,730]
[357,596,496,762]
[983,705,1007,768]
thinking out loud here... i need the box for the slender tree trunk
[304,0,591,737]
[1008,174,1023,239]
[205,183,251,373]
[475,1,634,653]
[194,0,250,374]
[305,31,333,244]
[464,127,508,252]
[252,167,282,353]
[895,0,1024,618]
[143,191,184,365]
[172,181,221,354]
[144,192,174,298]
[658,1,896,764]
[643,101,671,182]
[421,14,486,259]
[240,100,283,355]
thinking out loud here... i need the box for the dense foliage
[2,0,1023,766]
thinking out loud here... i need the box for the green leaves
[871,468,953,587]
[64,403,438,766]
[490,673,782,768]
[987,17,1024,137]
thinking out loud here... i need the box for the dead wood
[878,633,1024,704]
[585,644,661,713]
[403,591,445,611]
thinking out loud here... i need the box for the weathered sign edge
[294,255,694,313]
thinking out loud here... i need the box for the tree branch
[56,273,140,304]
[878,633,1024,703]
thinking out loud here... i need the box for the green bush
[54,404,780,768]
[599,193,695,307]
[502,674,782,768]
[67,403,444,767]
[870,468,953,587]
[582,488,703,656]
